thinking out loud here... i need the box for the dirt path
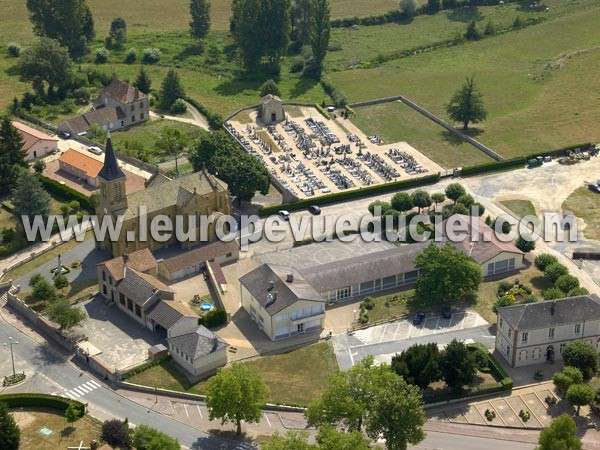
[150,100,209,131]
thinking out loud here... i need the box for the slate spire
[98,132,125,181]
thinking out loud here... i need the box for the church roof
[98,134,125,181]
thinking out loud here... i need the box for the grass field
[562,187,600,241]
[351,101,493,168]
[127,342,338,406]
[500,199,537,219]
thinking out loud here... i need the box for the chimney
[550,301,556,316]
[212,336,219,352]
[273,291,278,300]
[286,272,294,283]
[268,280,275,291]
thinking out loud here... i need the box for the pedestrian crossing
[53,380,101,400]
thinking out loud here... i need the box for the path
[150,100,209,131]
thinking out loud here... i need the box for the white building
[496,295,600,367]
[12,121,58,160]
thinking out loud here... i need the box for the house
[58,78,148,135]
[12,121,58,160]
[239,264,327,341]
[58,149,104,187]
[167,325,228,379]
[258,94,285,124]
[496,295,600,368]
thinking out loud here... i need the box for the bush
[95,47,109,63]
[170,98,187,114]
[200,308,227,328]
[542,287,566,301]
[7,43,21,57]
[360,297,375,311]
[124,48,137,63]
[545,263,569,283]
[461,158,526,177]
[184,97,223,130]
[315,103,331,119]
[37,175,93,211]
[289,57,304,73]
[142,48,161,64]
[0,394,85,417]
[534,253,558,271]
[70,87,91,104]
[516,235,535,253]
[555,274,580,293]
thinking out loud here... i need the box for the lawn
[500,199,537,219]
[127,342,339,406]
[350,101,493,169]
[11,407,101,450]
[562,187,600,241]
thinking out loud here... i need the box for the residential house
[167,325,228,379]
[12,121,58,160]
[496,295,600,367]
[58,149,104,187]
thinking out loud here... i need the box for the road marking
[65,392,76,400]
[434,317,441,330]
[73,388,86,396]
[183,403,189,418]
[78,385,91,393]
[348,349,355,366]
[264,412,272,427]
[88,380,101,388]
[196,404,203,419]
[378,325,388,343]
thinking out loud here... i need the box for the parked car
[441,306,452,319]
[277,210,290,221]
[58,131,71,139]
[308,205,321,215]
[88,146,103,155]
[412,312,425,325]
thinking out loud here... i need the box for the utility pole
[3,336,18,377]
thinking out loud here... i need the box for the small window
[574,323,581,335]
[508,329,512,339]
[559,343,566,353]
[102,272,106,281]
[140,112,144,120]
[521,332,528,343]
[131,105,135,112]
[226,252,232,258]
[499,318,503,329]
[549,328,555,339]
[131,115,135,122]
[109,276,113,286]
[139,101,144,108]
[103,285,107,295]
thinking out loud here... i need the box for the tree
[33,159,46,173]
[431,192,445,206]
[391,343,441,389]
[12,170,52,224]
[53,273,70,293]
[0,402,20,450]
[566,384,594,415]
[101,418,131,449]
[205,363,269,435]
[0,117,28,194]
[440,339,478,391]
[190,0,211,41]
[414,244,482,304]
[316,425,371,450]
[259,79,281,98]
[26,0,95,57]
[555,274,580,293]
[399,0,419,17]
[365,372,426,450]
[133,66,152,94]
[444,183,466,203]
[446,76,487,130]
[542,287,566,301]
[545,263,569,283]
[534,253,558,271]
[562,341,599,379]
[516,234,536,253]
[568,287,589,297]
[159,70,185,111]
[106,17,127,48]
[262,0,291,69]
[231,0,264,69]
[536,414,582,450]
[29,273,44,288]
[456,193,474,209]
[368,200,391,216]
[427,0,441,13]
[64,403,79,428]
[156,128,189,158]
[484,20,496,36]
[411,190,432,213]
[18,37,73,96]
[553,367,584,394]
[464,19,481,41]
[391,192,413,213]
[263,430,316,450]
[45,298,86,330]
[132,424,179,450]
[309,0,331,76]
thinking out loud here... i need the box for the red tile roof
[100,78,147,103]
[12,121,58,150]
[59,149,104,178]
[98,248,157,282]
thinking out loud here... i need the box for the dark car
[441,306,452,319]
[412,312,425,325]
[308,205,321,215]
[58,131,71,139]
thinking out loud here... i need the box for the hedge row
[0,393,85,417]
[121,355,171,380]
[37,174,93,212]
[314,103,331,120]
[1,201,15,213]
[185,97,224,130]
[259,173,440,216]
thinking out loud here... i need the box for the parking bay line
[264,412,272,427]
[196,404,203,419]
[183,403,189,418]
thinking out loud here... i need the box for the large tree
[106,17,127,48]
[562,341,599,379]
[18,37,73,97]
[205,363,269,435]
[444,183,466,203]
[411,189,432,213]
[291,0,312,44]
[133,66,152,94]
[26,0,95,57]
[440,339,478,391]
[190,0,211,41]
[536,414,582,450]
[309,0,331,76]
[566,384,595,416]
[414,243,482,304]
[46,297,86,330]
[391,192,413,213]
[446,76,487,130]
[12,170,52,225]
[159,70,186,111]
[0,402,20,450]
[263,426,370,450]
[132,424,179,450]
[101,418,131,449]
[0,117,28,194]
[261,0,291,68]
[391,343,441,389]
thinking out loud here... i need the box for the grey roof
[299,241,430,293]
[98,134,125,181]
[167,326,228,360]
[118,267,172,308]
[239,264,325,316]
[499,295,600,330]
[60,106,125,135]
[162,240,239,274]
[146,300,195,330]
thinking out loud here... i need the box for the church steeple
[97,132,128,218]
[98,132,125,181]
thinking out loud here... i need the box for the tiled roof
[118,267,172,307]
[98,248,157,282]
[162,241,238,274]
[167,326,228,360]
[146,300,197,330]
[59,149,104,178]
[99,78,148,104]
[499,295,600,330]
[12,121,58,150]
[59,106,125,135]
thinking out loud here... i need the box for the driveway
[333,309,492,370]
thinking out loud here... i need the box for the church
[95,134,233,257]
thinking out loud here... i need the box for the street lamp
[3,337,18,378]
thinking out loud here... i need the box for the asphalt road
[413,431,534,450]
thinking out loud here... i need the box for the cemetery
[226,105,442,199]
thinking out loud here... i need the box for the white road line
[392,324,400,340]
[88,380,101,388]
[78,385,91,393]
[434,317,441,331]
[196,404,203,419]
[458,314,467,330]
[65,392,76,400]
[379,325,388,343]
[73,387,86,396]
[264,412,272,427]
[83,381,97,390]
[68,390,81,398]
[348,349,355,366]
[183,403,189,418]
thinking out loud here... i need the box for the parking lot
[227,106,442,199]
[333,309,492,370]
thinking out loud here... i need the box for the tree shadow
[176,43,204,61]
[446,6,483,23]
[440,127,484,146]
[288,76,318,99]
[60,425,76,438]
[516,1,547,13]
[5,64,20,77]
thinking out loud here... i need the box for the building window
[102,272,106,281]
[574,323,581,335]
[139,101,144,108]
[135,304,141,317]
[499,318,503,330]
[103,285,107,295]
[226,252,232,258]
[508,329,512,339]
[140,112,144,120]
[337,286,351,300]
[131,105,135,112]
[560,343,566,354]
[131,115,135,122]
[109,277,113,286]
[521,332,528,344]
[548,328,555,339]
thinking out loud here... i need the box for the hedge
[121,355,171,380]
[0,393,85,417]
[1,201,15,214]
[200,307,228,328]
[185,97,224,130]
[259,173,440,216]
[315,103,331,120]
[37,174,93,212]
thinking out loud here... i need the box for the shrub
[37,175,93,211]
[567,287,589,296]
[545,263,569,283]
[534,253,558,271]
[124,48,137,63]
[142,48,161,64]
[95,47,109,63]
[555,274,580,293]
[170,98,187,114]
[1,228,15,243]
[70,87,91,104]
[201,308,227,328]
[7,43,21,57]
[33,159,46,174]
[516,235,536,253]
[542,287,566,301]
[0,393,85,417]
[289,57,304,73]
[360,297,375,311]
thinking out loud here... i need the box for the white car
[88,146,103,155]
[277,210,290,221]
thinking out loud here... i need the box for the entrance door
[271,113,276,122]
[297,323,304,334]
